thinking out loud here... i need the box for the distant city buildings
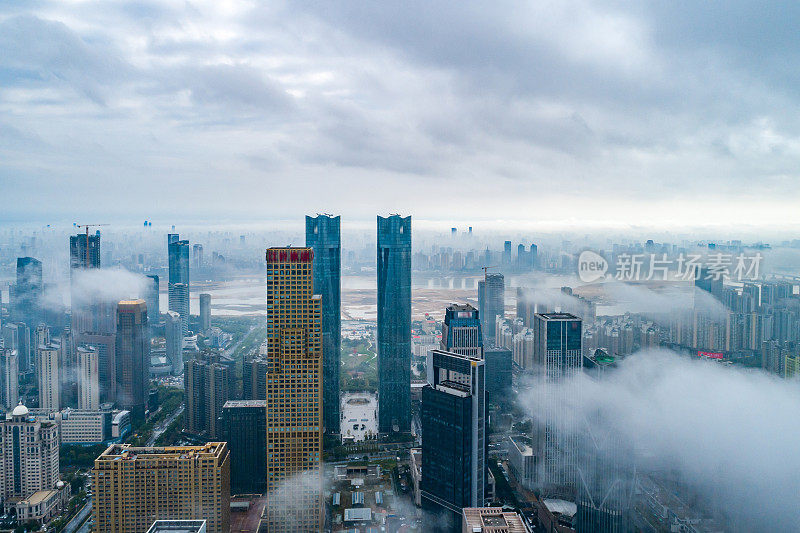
[377,214,412,434]
[92,443,230,533]
[11,257,43,331]
[262,247,323,532]
[306,213,342,435]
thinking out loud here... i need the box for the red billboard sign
[697,351,724,359]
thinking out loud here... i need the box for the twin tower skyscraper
[305,214,412,436]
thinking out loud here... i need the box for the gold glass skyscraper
[261,247,323,532]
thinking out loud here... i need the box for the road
[225,325,258,358]
[146,405,184,446]
[63,499,92,533]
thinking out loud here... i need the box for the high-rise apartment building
[77,345,100,410]
[75,332,116,404]
[305,214,342,434]
[441,304,483,358]
[0,349,19,410]
[0,403,60,501]
[92,443,230,533]
[221,400,267,494]
[242,356,268,400]
[421,349,486,528]
[184,351,233,439]
[532,312,583,498]
[377,215,411,434]
[168,238,190,336]
[478,273,504,346]
[37,344,60,411]
[165,310,183,376]
[199,293,211,333]
[262,247,323,532]
[115,300,149,424]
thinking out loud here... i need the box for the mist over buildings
[520,349,800,531]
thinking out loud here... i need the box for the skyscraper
[165,310,183,376]
[145,274,160,325]
[377,214,411,434]
[168,238,190,336]
[484,345,512,405]
[532,312,583,498]
[421,349,486,529]
[221,400,267,494]
[502,240,512,266]
[93,443,230,533]
[115,299,149,424]
[70,232,101,335]
[75,332,116,404]
[242,356,268,400]
[77,344,100,410]
[37,343,60,411]
[199,293,211,333]
[478,273,504,346]
[305,214,341,434]
[0,349,19,410]
[184,350,233,439]
[0,403,60,501]
[441,303,483,358]
[193,243,204,269]
[11,257,42,327]
[262,247,323,532]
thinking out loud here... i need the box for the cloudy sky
[1,1,799,230]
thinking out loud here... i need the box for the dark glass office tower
[168,237,190,336]
[484,345,512,405]
[532,312,583,498]
[70,232,102,335]
[306,214,342,435]
[11,257,42,328]
[421,349,486,530]
[221,400,267,494]
[115,299,150,425]
[377,214,411,434]
[478,273,504,345]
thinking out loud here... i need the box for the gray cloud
[1,1,799,225]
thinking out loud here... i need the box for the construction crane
[76,223,109,268]
[481,266,499,275]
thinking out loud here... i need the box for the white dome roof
[11,403,28,417]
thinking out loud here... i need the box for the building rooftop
[344,508,372,522]
[537,312,580,320]
[543,499,577,518]
[97,442,226,461]
[462,507,527,533]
